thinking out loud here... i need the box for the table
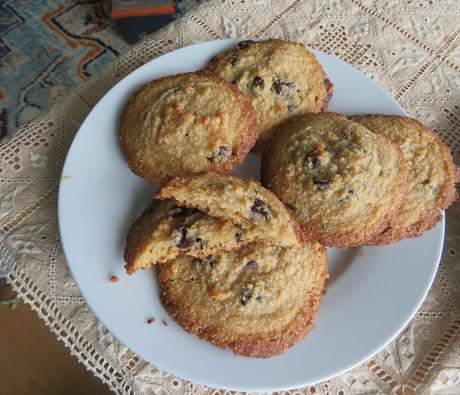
[0,1,459,393]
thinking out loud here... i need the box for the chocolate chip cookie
[261,112,409,247]
[124,199,294,274]
[158,241,327,358]
[125,173,304,274]
[156,172,304,246]
[124,200,238,274]
[206,39,333,149]
[124,173,328,355]
[119,72,257,184]
[350,115,459,244]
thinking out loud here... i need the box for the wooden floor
[0,282,112,395]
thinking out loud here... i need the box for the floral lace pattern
[1,1,459,394]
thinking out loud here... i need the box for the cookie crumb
[162,320,168,326]
[147,317,156,324]
[359,252,368,258]
[61,175,72,181]
[110,275,119,283]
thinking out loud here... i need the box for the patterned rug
[0,0,196,139]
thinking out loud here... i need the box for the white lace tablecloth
[1,1,459,393]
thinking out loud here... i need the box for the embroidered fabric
[0,1,459,394]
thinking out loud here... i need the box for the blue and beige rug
[0,0,196,139]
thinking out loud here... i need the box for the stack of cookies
[262,113,459,247]
[125,174,327,357]
[119,39,459,358]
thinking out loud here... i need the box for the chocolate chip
[197,238,207,250]
[255,295,263,302]
[230,54,239,66]
[208,256,217,268]
[311,157,321,169]
[241,290,252,305]
[285,203,296,211]
[287,104,296,112]
[253,76,265,88]
[237,40,255,49]
[246,260,257,269]
[284,82,296,93]
[176,225,196,249]
[235,232,243,243]
[348,189,355,194]
[272,79,283,95]
[218,145,230,157]
[250,198,271,220]
[305,151,321,169]
[272,79,296,96]
[207,146,231,163]
[313,179,331,190]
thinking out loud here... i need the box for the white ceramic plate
[58,39,444,392]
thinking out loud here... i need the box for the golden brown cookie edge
[350,114,459,244]
[368,208,442,245]
[157,243,328,358]
[123,201,160,275]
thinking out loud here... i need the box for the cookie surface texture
[261,112,408,247]
[156,172,303,247]
[350,115,458,244]
[158,242,327,358]
[124,200,246,274]
[124,197,297,274]
[125,173,303,273]
[207,39,332,148]
[119,72,257,184]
